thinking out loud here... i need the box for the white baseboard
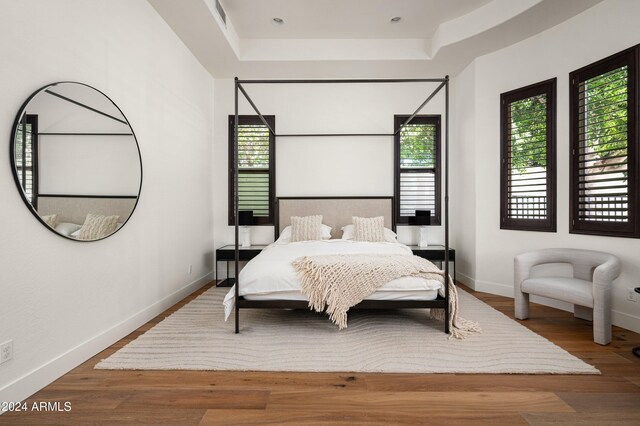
[612,310,640,334]
[0,272,212,407]
[455,271,476,290]
[474,279,513,298]
[471,278,640,334]
[525,296,640,334]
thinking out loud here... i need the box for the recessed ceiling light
[390,16,401,23]
[273,17,284,24]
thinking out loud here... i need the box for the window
[394,115,441,225]
[228,115,275,225]
[500,79,556,232]
[570,45,639,238]
[14,114,38,208]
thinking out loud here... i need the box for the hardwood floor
[2,282,639,425]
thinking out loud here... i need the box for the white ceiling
[223,0,493,39]
[148,0,604,78]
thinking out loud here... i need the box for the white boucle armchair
[514,248,621,345]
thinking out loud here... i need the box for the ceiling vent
[215,0,227,26]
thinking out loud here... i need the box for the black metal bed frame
[233,77,451,334]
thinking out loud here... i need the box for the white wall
[26,84,141,195]
[451,61,477,287]
[453,0,640,332]
[212,79,451,274]
[38,135,140,195]
[0,0,214,402]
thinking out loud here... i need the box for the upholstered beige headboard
[277,197,395,239]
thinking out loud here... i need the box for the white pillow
[276,224,332,244]
[55,222,82,237]
[341,224,397,243]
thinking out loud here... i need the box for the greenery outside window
[570,45,639,238]
[500,79,557,232]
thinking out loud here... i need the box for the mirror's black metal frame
[9,81,143,242]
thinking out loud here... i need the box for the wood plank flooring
[1,282,639,425]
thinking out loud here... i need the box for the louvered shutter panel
[507,94,548,219]
[577,66,629,223]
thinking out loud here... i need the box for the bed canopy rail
[232,76,451,334]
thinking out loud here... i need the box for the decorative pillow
[341,224,397,243]
[290,215,323,242]
[54,222,82,237]
[41,214,58,228]
[77,214,119,240]
[276,224,332,244]
[353,216,385,242]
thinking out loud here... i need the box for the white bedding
[223,239,443,319]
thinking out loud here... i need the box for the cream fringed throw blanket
[292,254,481,339]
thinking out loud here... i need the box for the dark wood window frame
[394,114,441,226]
[228,115,276,226]
[500,78,557,232]
[569,45,639,238]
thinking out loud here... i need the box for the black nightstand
[409,245,456,281]
[215,244,267,287]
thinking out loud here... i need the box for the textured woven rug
[95,287,598,374]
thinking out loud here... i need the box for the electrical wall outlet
[0,340,13,364]
[188,264,193,275]
[627,288,638,303]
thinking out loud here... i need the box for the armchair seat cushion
[521,277,593,308]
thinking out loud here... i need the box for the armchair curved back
[515,248,621,284]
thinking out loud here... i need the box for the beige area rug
[95,287,598,374]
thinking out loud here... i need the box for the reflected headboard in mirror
[10,81,142,241]
[276,196,395,239]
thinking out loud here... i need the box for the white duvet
[223,240,443,319]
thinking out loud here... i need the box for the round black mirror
[10,82,142,241]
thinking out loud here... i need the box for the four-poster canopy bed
[230,76,452,334]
